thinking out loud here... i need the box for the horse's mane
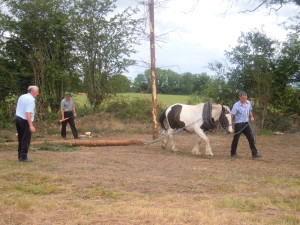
[201,102,218,131]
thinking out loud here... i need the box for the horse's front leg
[194,128,213,158]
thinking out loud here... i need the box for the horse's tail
[159,109,167,129]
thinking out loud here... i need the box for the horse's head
[219,105,233,134]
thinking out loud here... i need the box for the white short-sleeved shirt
[16,93,36,121]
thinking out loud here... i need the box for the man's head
[28,86,39,98]
[239,91,247,103]
[65,92,72,100]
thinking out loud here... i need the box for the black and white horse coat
[159,102,233,157]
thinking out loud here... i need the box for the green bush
[104,97,166,122]
[264,115,292,132]
[0,108,14,129]
[259,129,273,135]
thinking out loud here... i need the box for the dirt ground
[0,114,299,225]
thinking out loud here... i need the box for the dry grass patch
[0,130,299,224]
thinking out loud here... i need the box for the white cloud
[117,0,299,79]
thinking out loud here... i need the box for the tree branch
[240,0,268,13]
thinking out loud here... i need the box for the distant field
[73,92,192,108]
[117,93,192,106]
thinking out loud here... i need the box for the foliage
[0,94,18,129]
[132,68,211,95]
[71,0,142,108]
[205,29,299,131]
[2,0,79,113]
[223,31,278,128]
[264,114,292,132]
[104,97,166,122]
[106,75,131,93]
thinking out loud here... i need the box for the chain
[142,117,203,146]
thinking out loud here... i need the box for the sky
[116,0,299,80]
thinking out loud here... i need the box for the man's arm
[72,100,77,117]
[61,109,65,120]
[26,112,36,132]
[72,106,77,118]
[249,110,254,121]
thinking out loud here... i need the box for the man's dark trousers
[16,116,31,160]
[61,112,78,138]
[231,122,257,156]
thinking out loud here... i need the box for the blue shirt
[231,100,252,124]
[16,93,36,121]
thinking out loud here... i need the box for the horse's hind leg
[192,137,202,155]
[162,128,171,149]
[162,133,168,149]
[162,128,178,152]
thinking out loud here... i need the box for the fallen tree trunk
[72,139,145,147]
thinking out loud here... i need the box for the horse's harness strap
[201,102,217,131]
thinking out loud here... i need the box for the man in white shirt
[15,86,39,162]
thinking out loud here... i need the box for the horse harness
[201,102,231,132]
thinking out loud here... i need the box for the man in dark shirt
[61,92,80,139]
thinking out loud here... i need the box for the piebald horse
[159,102,233,157]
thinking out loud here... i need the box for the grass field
[0,127,299,225]
[117,93,192,106]
[1,93,299,224]
[73,92,192,109]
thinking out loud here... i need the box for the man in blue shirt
[15,86,39,162]
[230,91,262,159]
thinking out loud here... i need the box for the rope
[142,117,203,146]
[233,123,249,135]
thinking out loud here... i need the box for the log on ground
[72,139,145,147]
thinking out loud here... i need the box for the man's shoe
[252,154,262,159]
[230,154,240,159]
[19,158,33,162]
[62,137,67,140]
[74,136,81,139]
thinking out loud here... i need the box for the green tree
[164,69,181,94]
[179,72,196,95]
[71,0,142,108]
[107,74,132,93]
[133,72,150,93]
[225,31,278,128]
[2,0,78,113]
[273,32,300,113]
[193,73,211,93]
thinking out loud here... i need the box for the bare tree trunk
[149,0,158,140]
